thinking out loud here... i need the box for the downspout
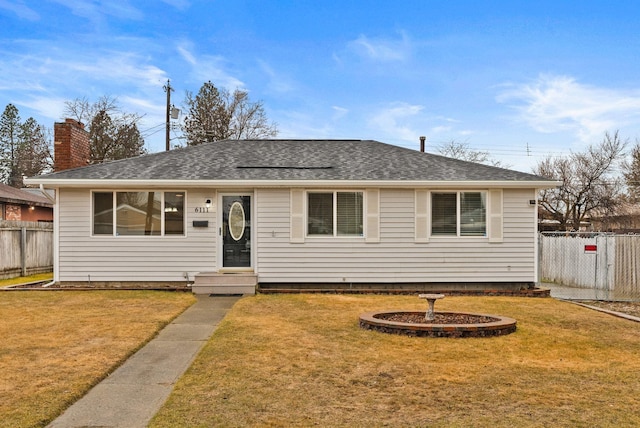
[39,184,59,285]
[39,184,56,204]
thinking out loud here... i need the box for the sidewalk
[543,282,628,301]
[48,294,242,428]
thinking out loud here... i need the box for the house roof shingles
[29,139,552,184]
[0,183,52,207]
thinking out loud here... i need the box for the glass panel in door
[222,195,251,268]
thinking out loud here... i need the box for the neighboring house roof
[0,183,53,207]
[26,139,557,188]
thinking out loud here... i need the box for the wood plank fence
[0,220,53,280]
[539,233,640,298]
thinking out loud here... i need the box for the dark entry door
[222,195,251,268]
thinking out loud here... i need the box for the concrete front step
[192,272,257,295]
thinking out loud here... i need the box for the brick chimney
[54,118,90,171]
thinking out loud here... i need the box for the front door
[221,195,251,268]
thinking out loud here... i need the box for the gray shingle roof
[33,139,550,183]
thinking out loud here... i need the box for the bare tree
[182,81,278,145]
[436,140,508,168]
[64,96,146,164]
[534,131,626,231]
[623,140,640,202]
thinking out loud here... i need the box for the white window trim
[306,190,365,238]
[90,190,187,237]
[429,190,488,238]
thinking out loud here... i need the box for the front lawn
[0,290,195,427]
[151,294,640,427]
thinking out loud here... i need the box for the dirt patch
[579,301,640,317]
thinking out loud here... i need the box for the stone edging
[359,310,517,338]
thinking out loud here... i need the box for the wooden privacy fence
[539,233,640,298]
[0,220,53,280]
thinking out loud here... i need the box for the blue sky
[2,1,640,172]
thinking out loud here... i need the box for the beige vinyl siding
[57,188,217,282]
[255,188,538,283]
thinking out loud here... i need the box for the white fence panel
[540,233,639,299]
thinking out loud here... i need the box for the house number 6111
[194,207,209,213]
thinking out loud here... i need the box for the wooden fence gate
[539,233,640,299]
[0,220,53,280]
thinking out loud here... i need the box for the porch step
[192,272,257,295]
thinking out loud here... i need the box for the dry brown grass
[151,294,640,427]
[0,290,195,427]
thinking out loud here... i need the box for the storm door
[221,195,252,268]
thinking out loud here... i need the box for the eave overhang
[25,177,561,189]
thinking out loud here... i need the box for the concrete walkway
[543,282,631,301]
[48,294,242,428]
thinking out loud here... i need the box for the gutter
[26,178,562,190]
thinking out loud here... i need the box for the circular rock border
[359,311,517,338]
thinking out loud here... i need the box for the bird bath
[359,294,516,338]
[419,293,445,321]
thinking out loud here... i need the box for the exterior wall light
[205,199,212,208]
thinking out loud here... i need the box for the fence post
[21,227,27,277]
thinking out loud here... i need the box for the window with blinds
[431,191,486,237]
[337,192,363,235]
[460,192,486,236]
[307,191,363,236]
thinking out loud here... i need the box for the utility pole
[163,79,174,151]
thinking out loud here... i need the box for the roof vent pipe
[419,136,426,152]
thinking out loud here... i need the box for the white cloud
[258,60,294,93]
[275,110,334,139]
[331,106,348,120]
[497,74,640,142]
[347,32,411,62]
[50,0,143,23]
[368,102,424,141]
[161,0,190,11]
[18,96,68,121]
[431,125,452,134]
[0,0,39,21]
[176,42,244,90]
[177,43,197,65]
[72,53,166,86]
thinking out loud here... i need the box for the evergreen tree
[0,104,52,187]
[16,118,52,187]
[182,81,278,145]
